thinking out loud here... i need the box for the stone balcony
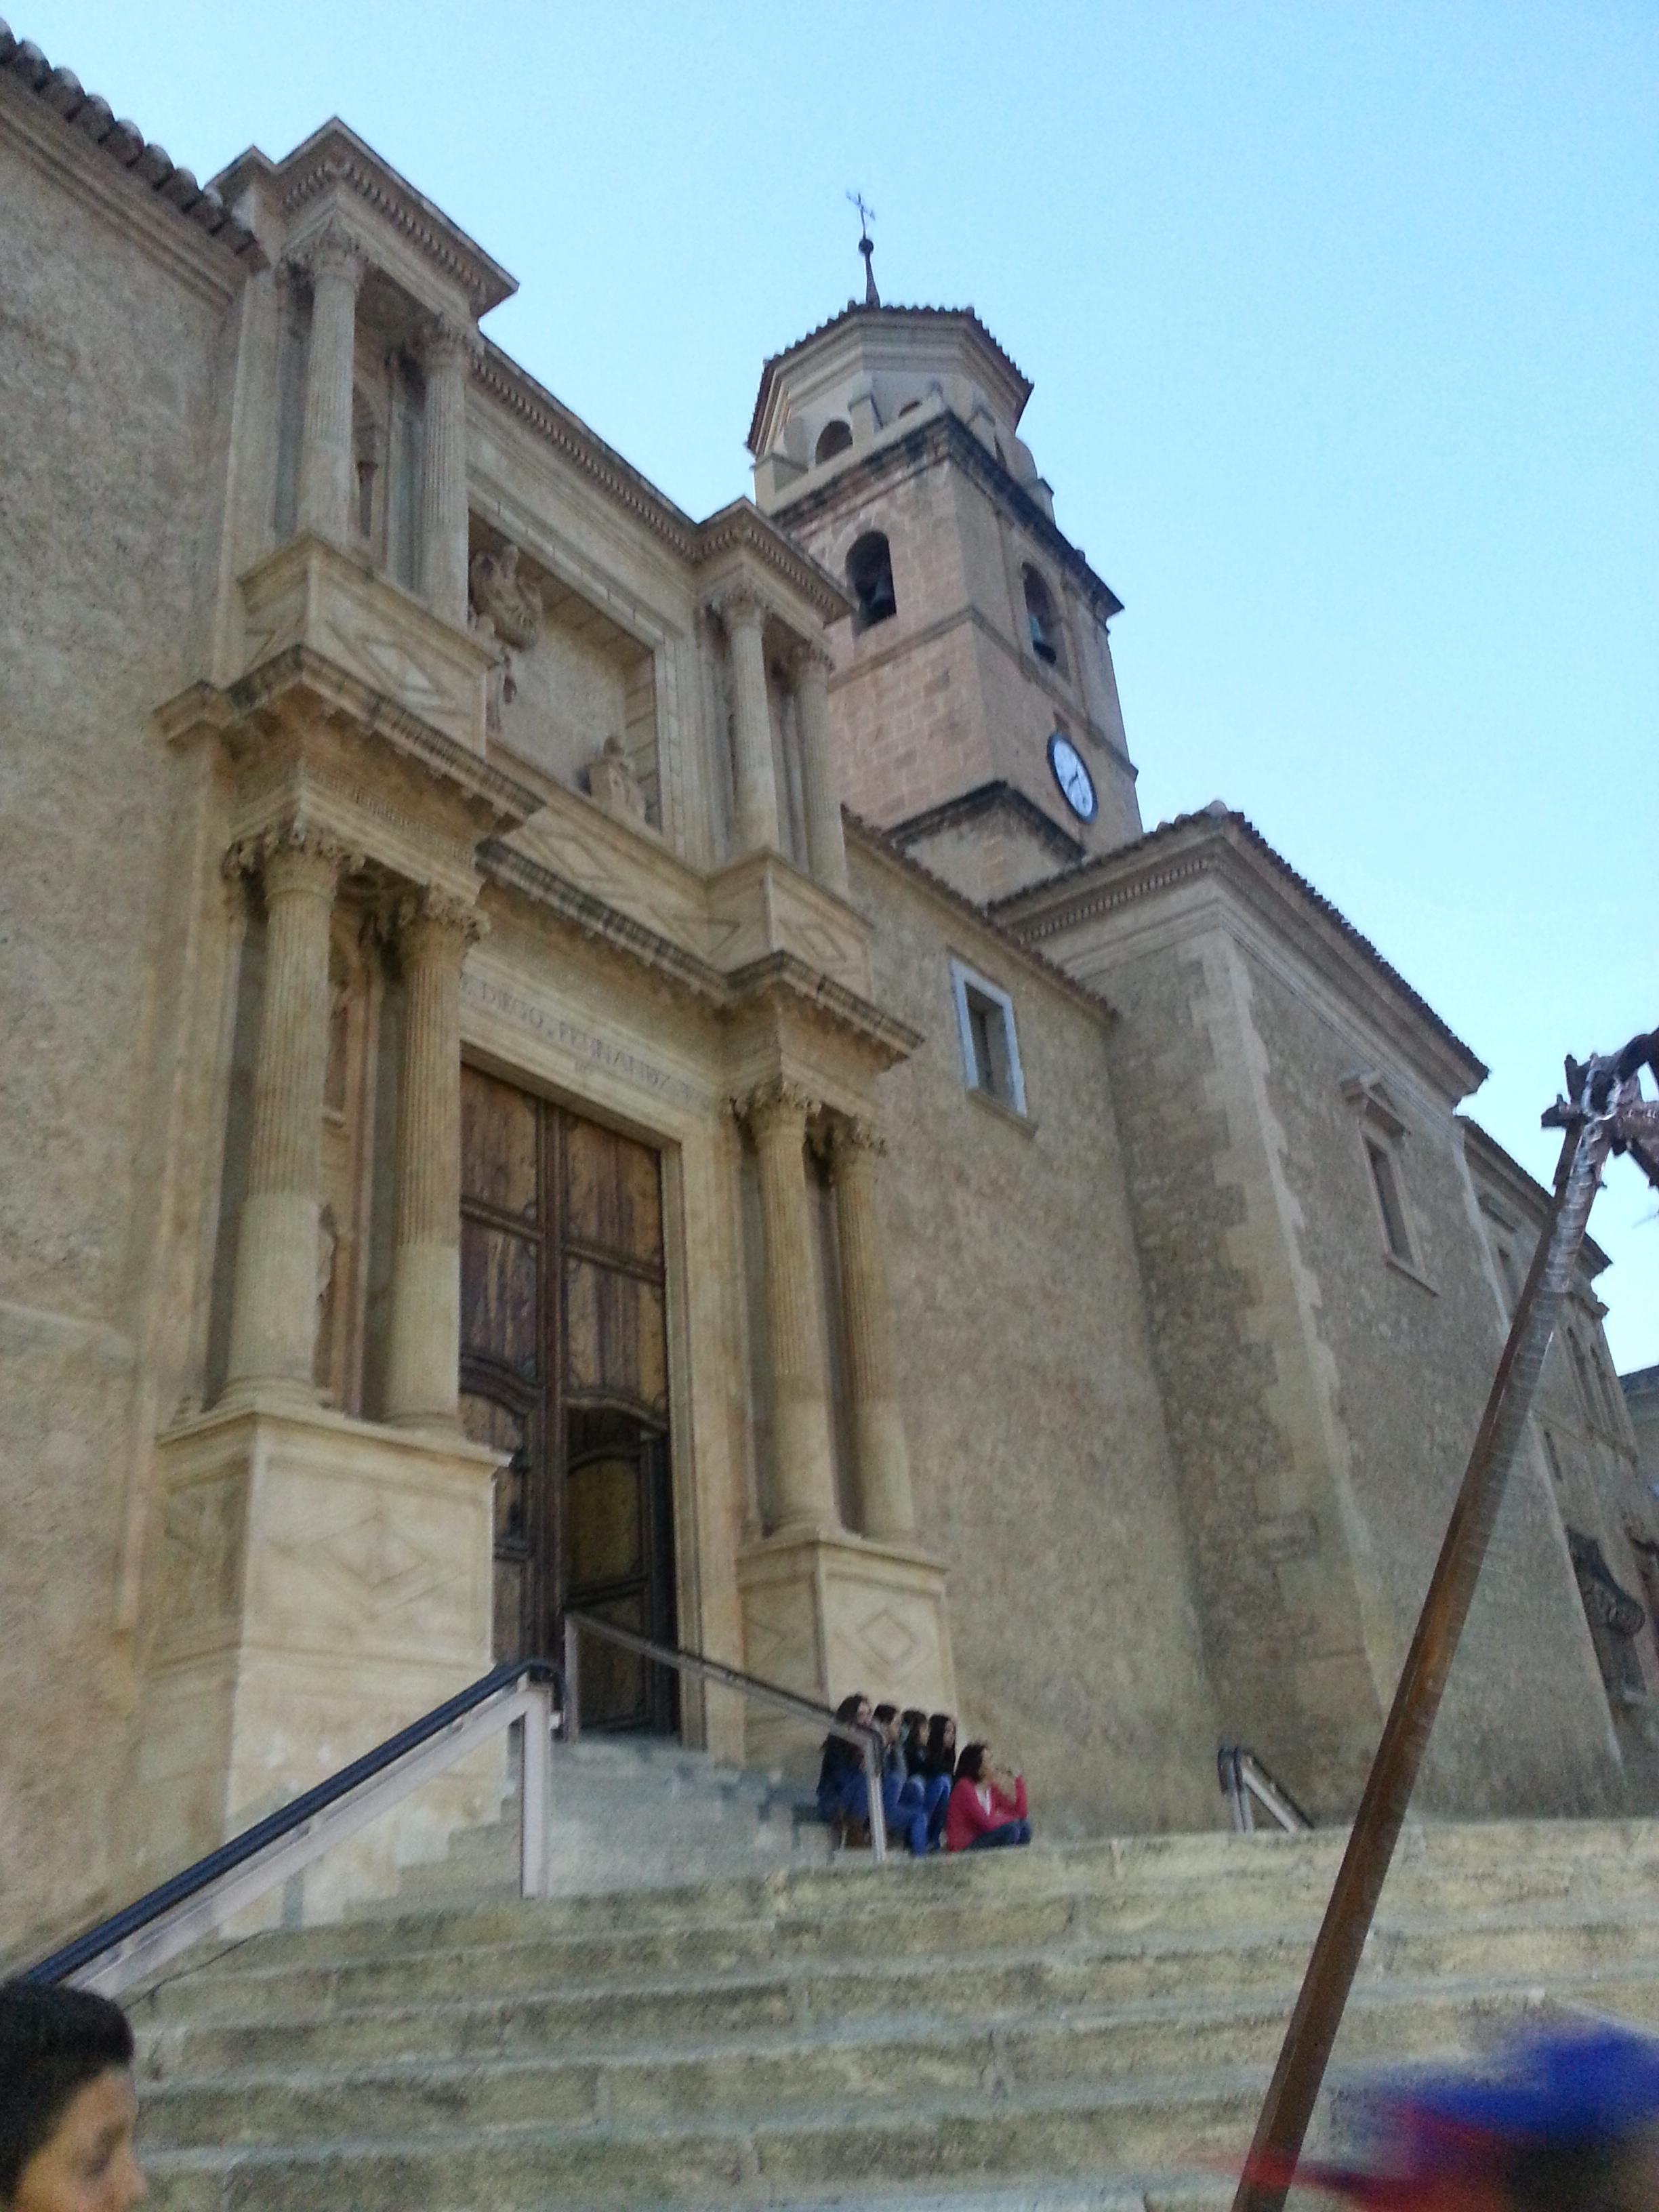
[240,534,497,756]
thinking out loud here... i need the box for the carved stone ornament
[709,581,769,634]
[827,1113,886,1170]
[419,310,476,377]
[468,542,542,651]
[732,1075,819,1139]
[587,735,646,825]
[223,819,365,887]
[388,884,486,954]
[289,216,369,294]
[793,637,835,682]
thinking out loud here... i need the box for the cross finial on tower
[847,190,880,308]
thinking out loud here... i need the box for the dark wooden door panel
[459,1066,675,1727]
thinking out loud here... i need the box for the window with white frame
[949,960,1026,1115]
[1340,1071,1425,1277]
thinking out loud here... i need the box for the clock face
[1048,733,1098,823]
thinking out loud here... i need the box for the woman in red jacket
[944,1742,1031,1852]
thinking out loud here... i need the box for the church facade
[2,28,1654,1950]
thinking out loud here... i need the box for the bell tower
[750,265,1141,902]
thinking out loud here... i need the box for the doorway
[458,1065,678,1732]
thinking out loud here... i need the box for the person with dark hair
[900,1708,951,1849]
[0,1980,146,2211]
[816,1691,874,1843]
[920,1713,957,1785]
[872,1702,932,1857]
[945,1742,1031,1852]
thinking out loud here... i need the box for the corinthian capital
[733,1074,818,1140]
[224,818,363,890]
[417,310,478,377]
[390,885,486,959]
[290,216,369,293]
[708,581,769,635]
[792,636,835,683]
[826,1114,886,1174]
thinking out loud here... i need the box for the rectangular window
[950,959,1026,1115]
[1366,1140,1413,1265]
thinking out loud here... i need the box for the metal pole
[562,1614,581,1746]
[865,1736,888,1863]
[520,1679,550,1900]
[1233,1092,1615,2212]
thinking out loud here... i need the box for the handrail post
[520,1676,550,1900]
[562,1612,581,1745]
[864,1735,888,1863]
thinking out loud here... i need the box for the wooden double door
[459,1066,678,1732]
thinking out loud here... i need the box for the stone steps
[129,1817,1659,2209]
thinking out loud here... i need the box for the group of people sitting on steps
[815,1695,1031,1858]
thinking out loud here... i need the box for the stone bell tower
[750,255,1141,903]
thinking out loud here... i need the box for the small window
[950,959,1026,1115]
[1022,567,1067,672]
[846,531,897,629]
[1366,1140,1414,1266]
[815,419,853,465]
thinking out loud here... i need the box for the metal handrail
[1218,1744,1312,1835]
[28,1658,561,1995]
[563,1612,890,1862]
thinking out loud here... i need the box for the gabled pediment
[1339,1069,1410,1142]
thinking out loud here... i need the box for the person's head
[927,1713,956,1763]
[0,1982,144,2211]
[954,1742,989,1785]
[899,1709,926,1759]
[832,1692,870,1731]
[872,1702,899,1744]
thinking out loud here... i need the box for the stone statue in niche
[473,613,518,741]
[468,542,542,650]
[587,734,646,825]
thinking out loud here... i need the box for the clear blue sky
[22,1,1658,1366]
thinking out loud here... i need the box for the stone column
[295,222,367,544]
[224,827,348,1401]
[828,1120,918,1540]
[720,588,782,855]
[743,1080,840,1531]
[794,642,849,896]
[419,315,474,629]
[384,892,478,1429]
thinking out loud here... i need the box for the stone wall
[0,115,241,1947]
[853,837,1222,1835]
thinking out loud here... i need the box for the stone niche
[470,533,660,825]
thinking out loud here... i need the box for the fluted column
[419,315,474,628]
[794,642,849,896]
[384,892,478,1427]
[295,222,367,544]
[720,588,782,855]
[828,1119,917,1540]
[743,1080,840,1531]
[224,827,348,1401]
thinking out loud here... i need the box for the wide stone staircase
[127,1814,1659,2211]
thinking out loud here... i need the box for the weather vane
[846,189,880,308]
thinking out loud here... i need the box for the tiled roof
[747,302,1031,453]
[1,18,264,267]
[992,802,1487,1085]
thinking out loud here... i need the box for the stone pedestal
[737,1528,954,1777]
[136,1399,501,1912]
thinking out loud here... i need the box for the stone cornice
[215,120,515,315]
[891,779,1086,868]
[476,844,920,1067]
[472,340,700,558]
[843,811,1118,1030]
[996,808,1487,1103]
[0,20,265,283]
[693,502,855,626]
[771,409,1124,624]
